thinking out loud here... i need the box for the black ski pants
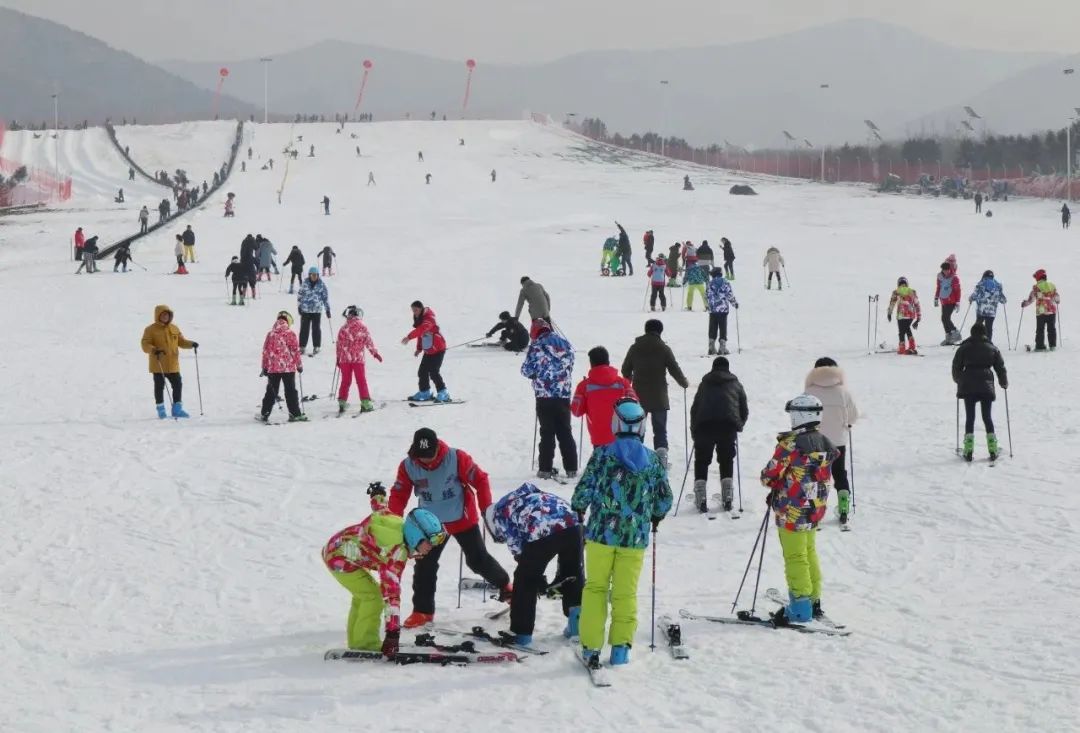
[708,312,729,341]
[153,372,182,405]
[767,271,782,288]
[963,397,994,434]
[832,445,849,493]
[724,260,735,279]
[262,372,301,417]
[941,303,957,335]
[1035,314,1058,349]
[693,424,737,481]
[898,318,915,343]
[510,526,584,636]
[650,284,666,310]
[231,280,247,297]
[299,312,322,350]
[418,351,446,392]
[290,268,303,288]
[620,248,633,275]
[648,410,669,451]
[975,315,996,343]
[412,524,510,614]
[536,397,578,473]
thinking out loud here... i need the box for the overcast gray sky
[6,0,1079,63]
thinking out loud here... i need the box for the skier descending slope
[402,301,450,402]
[140,304,197,419]
[283,246,305,294]
[887,277,922,354]
[483,483,584,645]
[323,482,447,656]
[389,428,512,628]
[521,318,578,479]
[706,267,738,355]
[258,311,307,423]
[803,358,859,525]
[690,357,748,513]
[225,256,249,305]
[760,395,839,625]
[571,397,672,666]
[336,306,382,414]
[969,270,1007,343]
[952,324,1007,462]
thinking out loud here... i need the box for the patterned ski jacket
[935,270,961,306]
[707,275,739,313]
[969,277,1007,317]
[336,317,379,365]
[684,262,709,285]
[261,319,303,374]
[888,286,922,321]
[322,493,407,633]
[760,427,838,532]
[571,437,672,549]
[486,483,579,558]
[1022,281,1059,315]
[297,277,330,315]
[521,331,575,399]
[405,307,447,355]
[571,365,637,446]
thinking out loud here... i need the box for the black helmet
[342,305,363,318]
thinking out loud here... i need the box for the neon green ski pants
[777,527,821,601]
[579,541,646,650]
[328,568,383,650]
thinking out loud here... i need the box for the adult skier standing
[256,235,277,281]
[138,207,149,234]
[571,397,672,666]
[721,237,736,280]
[887,277,922,354]
[643,229,655,264]
[969,270,1007,343]
[763,247,785,290]
[952,323,1008,461]
[666,243,682,287]
[402,301,450,402]
[620,319,691,469]
[283,246,305,294]
[297,267,331,355]
[521,318,578,479]
[803,357,859,525]
[1021,269,1060,351]
[514,276,552,323]
[689,356,748,513]
[181,225,196,263]
[225,256,248,305]
[336,305,382,414]
[389,427,512,627]
[615,222,633,276]
[258,310,307,422]
[706,267,739,355]
[1063,203,1072,229]
[140,304,197,419]
[571,346,636,450]
[935,260,962,345]
[684,257,708,311]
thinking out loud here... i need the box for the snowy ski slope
[1,119,1077,733]
[113,121,238,184]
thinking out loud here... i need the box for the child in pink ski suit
[336,306,382,413]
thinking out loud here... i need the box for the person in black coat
[689,356,748,512]
[952,323,1007,461]
[283,246,306,293]
[225,256,250,304]
[696,240,714,269]
[615,221,633,276]
[485,311,530,352]
[113,242,132,272]
[721,237,735,280]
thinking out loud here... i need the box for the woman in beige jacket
[804,357,859,524]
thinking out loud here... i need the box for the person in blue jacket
[521,318,577,478]
[968,270,1007,343]
[297,267,331,354]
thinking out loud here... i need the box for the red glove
[381,630,399,658]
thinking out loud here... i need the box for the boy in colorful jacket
[935,261,962,345]
[402,301,450,402]
[706,268,739,355]
[336,305,382,414]
[323,482,447,656]
[887,277,922,354]
[969,270,1007,343]
[684,259,709,311]
[760,394,839,625]
[259,311,306,422]
[571,397,672,666]
[1021,269,1060,351]
[571,346,636,449]
[484,483,584,646]
[521,319,578,478]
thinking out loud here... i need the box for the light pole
[1065,68,1076,201]
[660,80,669,157]
[819,84,829,181]
[260,57,272,123]
[782,130,795,176]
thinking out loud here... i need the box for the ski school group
[134,213,1062,682]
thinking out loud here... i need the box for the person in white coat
[763,247,785,290]
[804,357,859,525]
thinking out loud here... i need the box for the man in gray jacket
[514,276,552,322]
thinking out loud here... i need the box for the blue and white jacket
[297,278,330,315]
[969,277,1006,317]
[521,331,574,399]
[486,483,578,558]
[707,275,739,313]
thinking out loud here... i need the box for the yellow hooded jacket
[141,304,193,373]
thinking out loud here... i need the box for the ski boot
[563,606,581,639]
[949,330,963,345]
[773,594,812,625]
[156,403,167,419]
[403,612,434,629]
[897,342,908,355]
[987,433,1000,462]
[693,479,708,514]
[288,413,309,423]
[906,338,918,355]
[707,339,716,355]
[564,469,577,479]
[837,489,851,525]
[171,402,190,418]
[239,296,245,306]
[312,347,320,356]
[656,447,669,470]
[360,399,375,413]
[435,389,451,403]
[581,648,601,668]
[812,599,825,620]
[337,399,348,415]
[721,478,735,511]
[609,645,631,666]
[536,470,554,479]
[962,433,975,462]
[408,390,433,402]
[255,413,269,423]
[514,634,533,647]
[718,339,729,356]
[287,286,294,295]
[230,296,237,305]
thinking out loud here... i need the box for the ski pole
[866,296,872,353]
[735,308,742,354]
[225,278,231,303]
[736,434,743,512]
[1003,307,1012,350]
[955,399,960,456]
[642,280,650,312]
[1014,308,1024,351]
[762,265,767,290]
[481,523,488,604]
[447,335,489,350]
[874,295,880,347]
[1058,306,1064,347]
[683,388,689,465]
[649,528,657,652]
[1004,387,1014,458]
[456,549,464,609]
[530,414,538,471]
[329,365,340,399]
[277,269,284,293]
[298,371,306,414]
[327,314,335,344]
[193,346,204,416]
[749,512,769,616]
[782,264,790,288]
[155,354,174,410]
[731,507,770,614]
[577,416,584,468]
[958,302,972,333]
[848,427,856,507]
[672,446,695,517]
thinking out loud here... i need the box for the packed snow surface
[1,119,1077,733]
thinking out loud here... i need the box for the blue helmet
[611,397,647,439]
[403,508,447,555]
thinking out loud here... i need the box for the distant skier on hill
[615,222,633,276]
[974,192,983,214]
[721,237,736,280]
[138,206,149,234]
[317,246,336,276]
[284,246,305,293]
[1063,203,1072,229]
[322,196,330,215]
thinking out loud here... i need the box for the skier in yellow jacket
[140,304,197,418]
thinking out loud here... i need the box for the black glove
[1000,381,1008,390]
[887,313,892,322]
[913,320,920,330]
[381,630,400,658]
[190,341,199,350]
[260,369,267,378]
[366,481,387,498]
[651,517,661,532]
[297,365,303,373]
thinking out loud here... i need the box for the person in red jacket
[571,346,637,449]
[935,260,963,345]
[389,427,512,627]
[74,227,85,261]
[400,300,450,402]
[258,311,307,422]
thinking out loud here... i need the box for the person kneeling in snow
[323,482,447,657]
[485,311,529,352]
[483,483,584,646]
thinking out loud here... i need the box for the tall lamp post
[1065,68,1076,202]
[659,80,669,157]
[259,57,273,123]
[819,84,830,181]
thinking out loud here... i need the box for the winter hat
[410,427,439,460]
[897,276,909,287]
[1034,269,1047,281]
[276,310,294,326]
[645,319,664,335]
[530,318,552,340]
[403,509,447,555]
[498,310,511,321]
[520,276,530,284]
[588,346,610,367]
[982,270,994,279]
[231,255,238,262]
[411,300,424,310]
[940,262,952,271]
[342,305,363,319]
[712,356,730,372]
[814,357,838,368]
[971,323,987,338]
[711,267,725,278]
[656,254,666,261]
[308,266,319,275]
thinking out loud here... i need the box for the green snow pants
[777,527,821,601]
[328,568,383,650]
[579,541,646,650]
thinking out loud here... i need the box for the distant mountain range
[1,6,1074,148]
[0,6,258,126]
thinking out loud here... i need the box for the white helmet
[784,393,823,429]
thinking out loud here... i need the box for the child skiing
[402,301,449,402]
[887,277,922,354]
[721,237,735,280]
[760,394,839,624]
[258,310,307,422]
[969,270,1007,343]
[284,246,305,293]
[322,483,447,656]
[1021,269,1060,351]
[952,323,1008,461]
[666,243,681,287]
[140,304,197,418]
[336,305,382,414]
[225,256,249,305]
[763,247,784,290]
[706,267,739,355]
[571,397,672,666]
[935,261,962,345]
[113,243,132,273]
[647,255,668,311]
[684,256,709,311]
[317,246,336,276]
[173,235,187,274]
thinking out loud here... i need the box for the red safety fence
[0,121,74,208]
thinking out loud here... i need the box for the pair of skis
[323,648,519,665]
[680,588,851,637]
